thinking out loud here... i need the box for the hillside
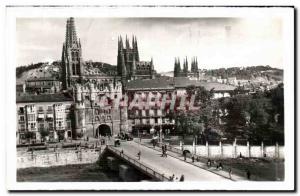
[16,61,61,84]
[205,65,283,81]
[16,61,117,84]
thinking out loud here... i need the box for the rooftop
[16,93,73,103]
[26,77,59,82]
[126,76,236,92]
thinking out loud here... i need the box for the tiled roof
[126,77,174,90]
[26,77,59,82]
[16,93,73,103]
[173,77,235,91]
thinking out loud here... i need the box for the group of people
[161,144,168,157]
[169,174,185,182]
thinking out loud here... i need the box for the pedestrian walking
[207,159,211,167]
[179,175,185,182]
[137,150,141,160]
[192,156,195,163]
[164,144,168,157]
[183,151,187,161]
[246,169,251,180]
[218,162,223,170]
[229,168,232,179]
[161,145,164,157]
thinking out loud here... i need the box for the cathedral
[61,17,127,139]
[117,35,156,81]
[174,57,199,79]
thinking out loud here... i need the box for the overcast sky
[16,17,283,72]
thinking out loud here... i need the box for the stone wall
[17,148,102,169]
[176,142,284,159]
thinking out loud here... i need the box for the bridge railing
[107,146,169,181]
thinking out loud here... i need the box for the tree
[24,131,35,143]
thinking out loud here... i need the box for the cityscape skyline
[17,17,283,72]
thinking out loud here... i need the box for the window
[47,106,53,111]
[30,123,36,129]
[142,110,146,117]
[19,107,24,114]
[38,123,44,131]
[72,64,76,75]
[38,106,43,112]
[67,122,71,129]
[20,124,25,131]
[19,116,25,122]
[27,114,35,122]
[76,64,81,75]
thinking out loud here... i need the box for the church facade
[117,36,156,81]
[61,17,127,139]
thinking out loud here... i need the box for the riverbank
[17,163,121,182]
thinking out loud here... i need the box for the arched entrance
[96,124,111,137]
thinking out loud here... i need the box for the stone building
[72,81,128,139]
[125,77,236,135]
[16,93,73,144]
[60,17,127,138]
[25,77,61,94]
[174,57,199,79]
[117,35,156,81]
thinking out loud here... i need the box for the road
[113,141,231,181]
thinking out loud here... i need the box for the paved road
[113,141,231,181]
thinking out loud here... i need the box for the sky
[16,17,283,72]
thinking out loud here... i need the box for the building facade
[25,77,62,94]
[60,17,127,138]
[16,94,73,144]
[125,77,236,135]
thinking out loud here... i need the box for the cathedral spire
[134,35,139,61]
[132,35,135,49]
[65,17,78,47]
[125,35,130,49]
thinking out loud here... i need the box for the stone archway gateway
[96,124,111,137]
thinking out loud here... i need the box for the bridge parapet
[107,146,169,181]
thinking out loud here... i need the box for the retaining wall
[17,148,102,169]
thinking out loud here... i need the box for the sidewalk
[139,140,248,181]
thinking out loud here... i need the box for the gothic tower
[117,35,139,80]
[61,17,84,90]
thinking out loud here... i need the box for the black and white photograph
[4,5,295,191]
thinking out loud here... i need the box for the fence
[171,141,284,159]
[107,146,169,181]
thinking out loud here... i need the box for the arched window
[76,63,81,75]
[72,63,76,75]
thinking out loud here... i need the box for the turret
[134,36,139,61]
[125,35,130,49]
